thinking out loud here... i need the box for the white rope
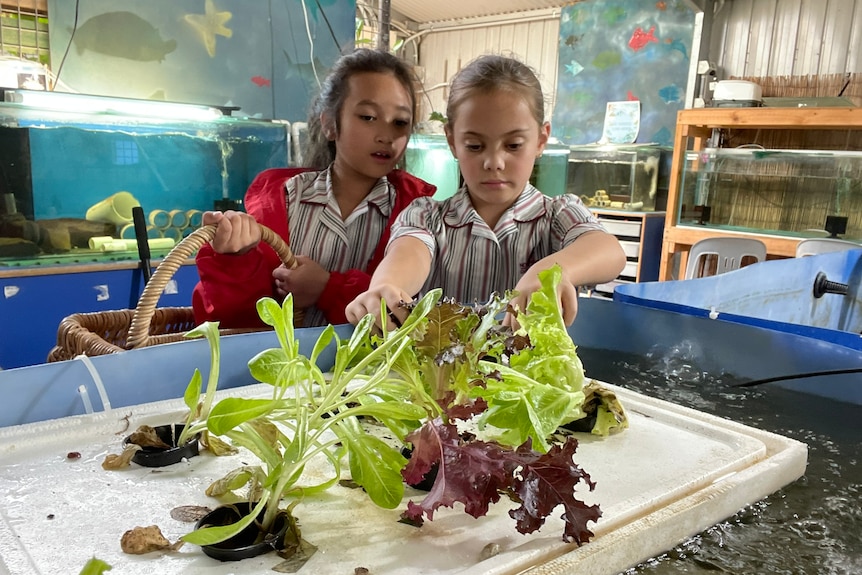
[74,354,112,413]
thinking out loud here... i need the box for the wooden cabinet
[660,108,862,280]
[589,209,665,298]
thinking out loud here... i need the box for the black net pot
[195,502,291,561]
[123,423,200,467]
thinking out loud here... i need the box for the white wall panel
[415,10,560,130]
[768,0,802,75]
[711,0,860,78]
[715,1,753,76]
[795,0,828,74]
[747,0,777,77]
[849,0,862,71]
[822,0,858,72]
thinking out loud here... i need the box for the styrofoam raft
[0,383,806,575]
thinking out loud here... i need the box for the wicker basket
[47,223,299,362]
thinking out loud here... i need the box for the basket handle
[126,223,297,349]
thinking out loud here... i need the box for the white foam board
[0,383,806,575]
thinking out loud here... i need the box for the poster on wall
[46,0,354,121]
[552,0,696,146]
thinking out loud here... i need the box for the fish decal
[184,0,233,58]
[564,34,583,48]
[603,7,627,25]
[629,25,658,52]
[658,84,681,103]
[592,51,621,70]
[627,90,638,101]
[565,60,584,77]
[71,12,176,62]
[651,126,672,146]
[666,38,688,58]
[251,75,271,87]
[656,1,667,10]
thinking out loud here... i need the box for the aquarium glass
[678,148,862,239]
[0,101,288,266]
[567,144,661,210]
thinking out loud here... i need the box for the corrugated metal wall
[710,0,862,77]
[414,9,561,126]
[412,0,862,127]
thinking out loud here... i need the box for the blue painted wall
[552,0,696,146]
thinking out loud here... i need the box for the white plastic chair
[685,237,767,279]
[290,122,308,166]
[795,238,860,257]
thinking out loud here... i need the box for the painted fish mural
[71,12,176,62]
[629,25,658,51]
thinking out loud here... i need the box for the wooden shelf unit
[660,107,862,280]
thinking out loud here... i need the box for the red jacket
[192,168,436,328]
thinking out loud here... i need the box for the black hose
[734,367,862,388]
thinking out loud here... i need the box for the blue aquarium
[404,134,572,201]
[0,92,289,266]
[404,134,460,200]
[0,92,290,368]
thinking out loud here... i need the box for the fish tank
[531,141,570,197]
[404,134,460,201]
[405,135,573,200]
[567,144,661,211]
[677,148,862,239]
[0,90,289,267]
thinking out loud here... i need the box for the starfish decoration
[184,0,233,58]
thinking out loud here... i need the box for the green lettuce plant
[181,293,437,548]
[182,265,624,551]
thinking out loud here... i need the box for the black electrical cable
[51,0,81,89]
[733,367,862,388]
[314,0,342,52]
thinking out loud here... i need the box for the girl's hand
[272,256,330,309]
[203,211,261,254]
[504,272,579,328]
[346,284,413,329]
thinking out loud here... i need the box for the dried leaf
[128,425,170,449]
[273,538,317,573]
[101,445,141,470]
[205,465,260,497]
[203,432,238,456]
[120,525,183,555]
[170,505,212,523]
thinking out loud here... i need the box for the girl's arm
[508,230,626,325]
[345,235,432,327]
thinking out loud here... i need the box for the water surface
[579,346,862,575]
